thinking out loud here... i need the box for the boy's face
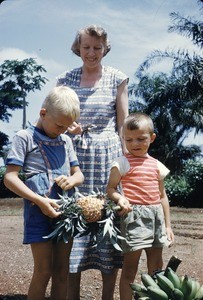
[123,127,156,157]
[40,109,73,138]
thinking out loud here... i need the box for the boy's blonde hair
[42,86,80,121]
[123,112,154,135]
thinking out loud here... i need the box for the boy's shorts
[120,204,168,253]
[23,199,53,244]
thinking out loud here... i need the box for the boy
[107,112,174,300]
[4,86,84,300]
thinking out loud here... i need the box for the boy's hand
[117,197,132,216]
[38,197,61,218]
[54,175,75,191]
[166,227,175,247]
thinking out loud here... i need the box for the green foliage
[168,11,203,48]
[0,166,25,198]
[165,159,203,207]
[0,58,48,128]
[0,58,48,159]
[129,2,203,208]
[0,132,9,158]
[0,58,48,94]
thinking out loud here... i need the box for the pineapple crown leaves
[44,190,126,251]
[44,193,86,242]
[97,211,126,251]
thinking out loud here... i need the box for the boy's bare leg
[28,242,52,300]
[120,250,142,300]
[67,272,81,300]
[51,239,73,300]
[145,247,163,275]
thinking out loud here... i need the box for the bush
[0,166,25,198]
[165,159,203,208]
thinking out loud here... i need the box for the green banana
[195,280,201,295]
[194,285,203,300]
[165,267,181,289]
[179,275,184,286]
[180,275,193,299]
[171,288,184,300]
[141,273,160,289]
[130,282,148,298]
[147,286,169,300]
[188,279,201,300]
[156,273,175,297]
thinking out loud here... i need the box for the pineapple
[44,190,125,251]
[76,196,105,223]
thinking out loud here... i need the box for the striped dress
[57,65,128,273]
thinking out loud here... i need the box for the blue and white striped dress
[57,65,128,273]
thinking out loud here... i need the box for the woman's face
[79,33,106,68]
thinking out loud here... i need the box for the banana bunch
[130,268,203,300]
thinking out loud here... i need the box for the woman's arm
[116,79,129,153]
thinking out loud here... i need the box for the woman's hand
[67,121,82,135]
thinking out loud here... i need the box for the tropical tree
[0,58,48,160]
[129,1,203,174]
[168,8,203,49]
[0,58,48,129]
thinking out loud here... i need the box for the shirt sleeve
[62,134,79,167]
[111,155,130,176]
[157,160,170,180]
[5,130,30,166]
[113,67,129,86]
[56,71,69,86]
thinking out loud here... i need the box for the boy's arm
[159,180,174,246]
[4,165,61,218]
[54,165,84,190]
[106,166,132,216]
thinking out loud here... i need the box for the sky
[0,0,202,164]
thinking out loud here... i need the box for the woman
[57,24,129,300]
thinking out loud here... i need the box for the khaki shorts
[120,204,168,253]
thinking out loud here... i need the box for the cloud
[0,47,64,78]
[0,0,202,157]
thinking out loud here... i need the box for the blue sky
[0,0,202,164]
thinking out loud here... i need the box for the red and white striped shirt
[111,153,170,205]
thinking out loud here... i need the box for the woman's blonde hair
[71,24,111,57]
[42,86,80,121]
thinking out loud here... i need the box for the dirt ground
[0,198,202,300]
